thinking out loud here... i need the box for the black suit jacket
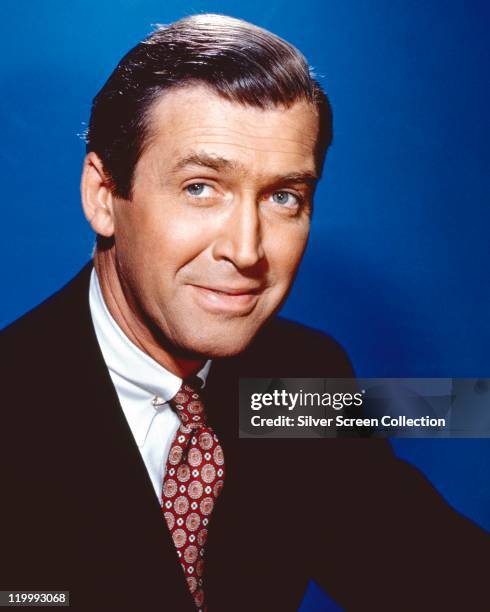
[1,264,488,611]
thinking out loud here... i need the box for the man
[1,14,488,612]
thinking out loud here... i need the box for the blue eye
[270,191,299,207]
[186,183,213,197]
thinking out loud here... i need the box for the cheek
[117,199,210,264]
[160,211,219,268]
[266,224,309,280]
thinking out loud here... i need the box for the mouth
[189,284,262,315]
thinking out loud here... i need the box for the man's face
[110,85,319,357]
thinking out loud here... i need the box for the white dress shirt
[89,269,211,501]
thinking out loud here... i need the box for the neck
[93,247,204,379]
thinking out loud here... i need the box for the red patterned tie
[161,380,225,610]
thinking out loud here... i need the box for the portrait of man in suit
[1,13,488,612]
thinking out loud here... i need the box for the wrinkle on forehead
[172,136,316,157]
[170,151,318,185]
[173,124,317,146]
[171,142,315,161]
[168,116,318,151]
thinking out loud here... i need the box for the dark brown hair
[86,14,332,199]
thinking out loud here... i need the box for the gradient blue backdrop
[1,1,489,609]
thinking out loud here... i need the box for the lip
[189,284,261,315]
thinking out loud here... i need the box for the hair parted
[86,13,333,199]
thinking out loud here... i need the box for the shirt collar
[89,268,211,444]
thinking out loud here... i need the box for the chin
[178,327,259,360]
[191,338,253,359]
[200,343,249,359]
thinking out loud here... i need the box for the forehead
[142,85,319,177]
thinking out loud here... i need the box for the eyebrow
[174,153,238,172]
[173,152,319,186]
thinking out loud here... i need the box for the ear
[81,152,116,237]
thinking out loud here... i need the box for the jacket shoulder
[1,264,96,408]
[1,264,93,354]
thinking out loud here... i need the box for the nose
[212,196,265,270]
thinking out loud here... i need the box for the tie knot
[170,380,206,430]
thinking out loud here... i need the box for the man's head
[86,13,332,199]
[81,14,332,367]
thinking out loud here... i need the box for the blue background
[1,1,489,609]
